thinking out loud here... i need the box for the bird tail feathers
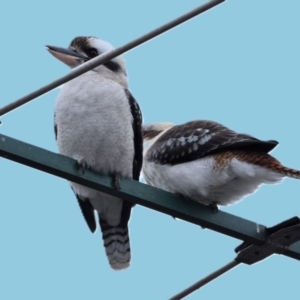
[99,219,131,271]
[229,150,300,180]
[272,164,300,179]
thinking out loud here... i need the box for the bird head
[46,36,128,87]
[143,123,174,145]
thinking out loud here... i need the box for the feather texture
[143,120,299,207]
[52,36,143,270]
[146,120,278,165]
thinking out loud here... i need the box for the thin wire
[169,260,240,300]
[0,0,225,118]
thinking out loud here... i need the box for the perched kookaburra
[46,36,143,270]
[142,120,300,209]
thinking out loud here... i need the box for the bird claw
[77,159,88,175]
[113,173,121,190]
[176,193,190,203]
[208,203,219,213]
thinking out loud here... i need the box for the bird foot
[77,159,89,175]
[176,193,190,203]
[208,203,219,213]
[199,203,218,229]
[171,194,189,221]
[113,173,121,190]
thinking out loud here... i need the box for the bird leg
[200,204,219,229]
[170,194,189,220]
[208,203,219,213]
[77,159,89,175]
[176,193,190,203]
[113,173,121,190]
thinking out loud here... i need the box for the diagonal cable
[170,260,239,300]
[0,0,225,118]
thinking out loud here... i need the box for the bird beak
[46,45,88,68]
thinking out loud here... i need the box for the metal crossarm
[1,133,300,261]
[170,217,300,299]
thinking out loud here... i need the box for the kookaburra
[47,36,143,270]
[142,120,300,209]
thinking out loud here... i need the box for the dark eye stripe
[84,47,98,58]
[103,61,121,73]
[81,46,122,73]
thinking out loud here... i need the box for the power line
[0,0,225,118]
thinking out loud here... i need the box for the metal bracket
[170,217,300,299]
[236,217,300,264]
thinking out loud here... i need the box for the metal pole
[0,0,225,117]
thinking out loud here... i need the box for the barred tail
[231,150,300,180]
[261,154,300,179]
[99,219,131,271]
[272,164,300,179]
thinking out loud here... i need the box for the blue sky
[1,1,300,299]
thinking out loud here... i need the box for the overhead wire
[0,0,225,118]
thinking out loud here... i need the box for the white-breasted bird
[142,120,300,209]
[47,36,143,270]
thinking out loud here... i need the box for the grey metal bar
[1,133,300,261]
[169,260,240,300]
[0,133,266,243]
[0,0,225,118]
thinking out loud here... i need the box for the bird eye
[86,48,98,58]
